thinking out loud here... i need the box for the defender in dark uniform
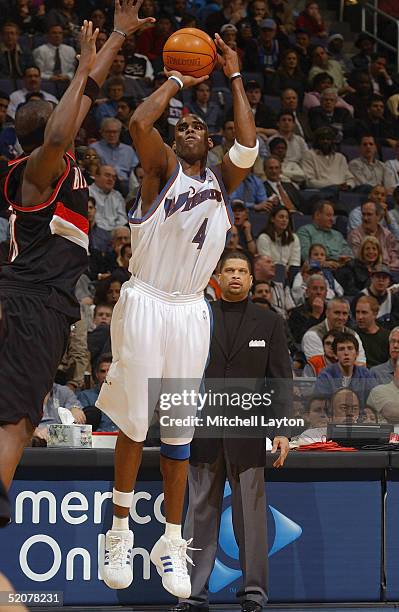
[0,1,155,492]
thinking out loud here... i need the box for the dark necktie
[53,47,61,75]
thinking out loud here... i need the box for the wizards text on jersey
[164,187,222,218]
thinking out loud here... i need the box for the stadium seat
[338,191,364,213]
[382,146,396,161]
[248,210,268,238]
[242,71,264,90]
[288,265,300,285]
[274,263,286,284]
[210,70,230,89]
[339,144,359,161]
[41,81,59,97]
[264,95,281,113]
[0,79,16,96]
[292,213,312,231]
[334,214,348,238]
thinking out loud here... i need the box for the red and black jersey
[0,150,89,320]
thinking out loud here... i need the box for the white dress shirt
[33,43,76,80]
[8,88,58,119]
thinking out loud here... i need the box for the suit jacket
[308,106,354,139]
[190,300,292,468]
[264,180,303,212]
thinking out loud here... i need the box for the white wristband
[168,75,183,90]
[228,138,259,168]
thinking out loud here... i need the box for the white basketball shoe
[103,529,134,589]
[150,535,197,598]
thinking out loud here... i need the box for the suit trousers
[182,446,268,607]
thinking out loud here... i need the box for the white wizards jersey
[128,162,233,294]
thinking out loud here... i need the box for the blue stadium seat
[40,80,58,97]
[248,210,268,238]
[274,263,286,284]
[0,79,16,96]
[340,144,359,161]
[210,70,229,89]
[338,191,364,212]
[382,146,396,161]
[292,213,312,231]
[242,71,264,90]
[334,214,348,238]
[264,95,281,113]
[288,265,300,285]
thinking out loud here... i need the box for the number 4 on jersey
[192,218,208,250]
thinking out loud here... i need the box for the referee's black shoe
[169,604,209,612]
[241,601,262,612]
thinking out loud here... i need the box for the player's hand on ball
[164,68,209,89]
[78,20,98,72]
[114,0,156,36]
[214,32,240,78]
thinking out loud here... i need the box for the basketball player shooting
[97,34,259,598]
[0,1,154,493]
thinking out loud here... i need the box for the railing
[359,0,399,72]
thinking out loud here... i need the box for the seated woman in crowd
[292,243,344,305]
[256,205,301,268]
[335,235,382,296]
[269,49,305,101]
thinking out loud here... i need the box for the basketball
[163,28,217,78]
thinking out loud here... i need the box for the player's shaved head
[15,100,53,152]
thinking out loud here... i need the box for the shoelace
[105,535,130,568]
[168,538,200,578]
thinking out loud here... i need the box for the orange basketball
[163,28,217,78]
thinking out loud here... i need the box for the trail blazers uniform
[97,162,233,443]
[0,151,89,427]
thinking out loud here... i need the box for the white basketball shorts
[96,277,211,443]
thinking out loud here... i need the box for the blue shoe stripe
[164,568,173,573]
[163,561,173,567]
[160,555,170,560]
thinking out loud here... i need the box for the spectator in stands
[0,91,20,160]
[355,265,399,329]
[244,80,278,139]
[347,201,399,271]
[127,162,144,201]
[87,196,111,254]
[274,110,308,164]
[349,136,396,192]
[293,28,312,74]
[288,273,327,345]
[292,243,343,304]
[269,135,306,186]
[344,70,373,121]
[46,0,80,43]
[136,13,174,61]
[331,388,361,423]
[302,297,366,363]
[257,18,280,76]
[253,254,295,317]
[263,156,302,212]
[354,295,390,368]
[33,24,76,82]
[230,200,257,255]
[112,243,132,284]
[122,33,153,83]
[7,65,58,120]
[268,0,295,38]
[295,1,327,38]
[308,88,353,143]
[205,0,245,37]
[152,71,183,129]
[303,330,340,377]
[116,97,135,146]
[314,332,374,406]
[95,76,126,125]
[10,0,46,36]
[308,45,350,96]
[355,95,399,149]
[327,33,353,74]
[90,8,108,32]
[252,279,273,307]
[96,30,108,52]
[280,88,313,142]
[230,168,272,212]
[352,33,375,71]
[303,71,354,115]
[87,304,113,372]
[80,147,100,185]
[348,185,399,240]
[391,187,399,225]
[369,53,397,98]
[256,205,301,266]
[56,314,89,392]
[385,143,399,188]
[33,382,85,442]
[335,235,382,296]
[0,21,33,79]
[301,127,355,192]
[269,49,304,101]
[94,276,122,309]
[297,200,353,265]
[78,353,117,432]
[184,82,224,134]
[105,52,147,99]
[220,24,242,61]
[371,326,399,384]
[367,354,399,423]
[88,165,128,232]
[92,117,138,195]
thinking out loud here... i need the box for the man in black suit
[175,251,292,612]
[308,88,354,142]
[280,88,313,142]
[263,155,303,212]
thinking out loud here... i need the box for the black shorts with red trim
[0,479,10,528]
[0,282,70,428]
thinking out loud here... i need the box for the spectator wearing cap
[33,24,76,82]
[0,21,33,79]
[369,52,398,99]
[263,156,302,212]
[354,295,390,368]
[280,88,313,142]
[184,81,224,134]
[355,95,399,149]
[297,200,353,266]
[303,72,354,115]
[327,33,353,74]
[355,265,399,327]
[136,13,174,62]
[220,23,243,62]
[205,0,245,37]
[244,80,278,139]
[269,48,305,101]
[257,18,280,75]
[371,326,399,384]
[230,166,272,211]
[273,110,308,164]
[352,33,376,71]
[295,1,327,37]
[308,45,351,96]
[301,126,355,192]
[230,200,257,256]
[294,28,312,74]
[257,205,301,265]
[348,201,399,272]
[7,66,58,120]
[308,88,354,142]
[269,136,306,187]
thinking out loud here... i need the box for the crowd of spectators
[1,0,399,443]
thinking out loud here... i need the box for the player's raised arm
[21,21,98,198]
[216,33,258,193]
[129,70,209,214]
